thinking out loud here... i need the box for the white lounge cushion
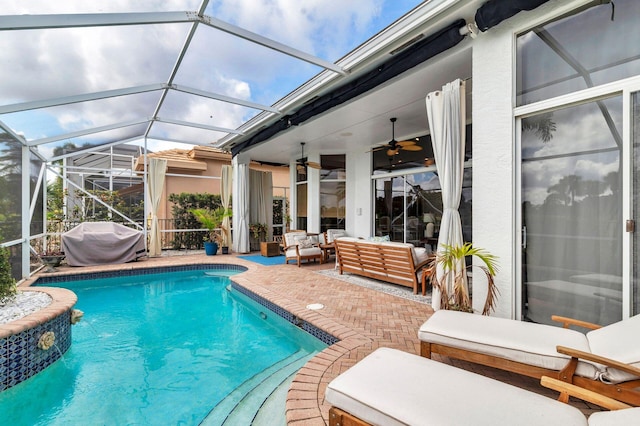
[418,310,600,379]
[588,407,640,426]
[325,347,587,426]
[587,314,640,383]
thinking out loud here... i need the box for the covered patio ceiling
[0,0,483,166]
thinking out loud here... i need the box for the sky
[0,0,424,159]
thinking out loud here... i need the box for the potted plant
[191,207,231,256]
[426,243,499,315]
[39,239,66,272]
[249,223,268,251]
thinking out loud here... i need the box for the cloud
[1,1,417,152]
[211,0,383,60]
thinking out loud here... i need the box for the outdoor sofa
[333,237,432,294]
[325,347,640,426]
[418,310,640,406]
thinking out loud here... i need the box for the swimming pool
[0,267,328,425]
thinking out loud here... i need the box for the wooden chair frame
[420,315,640,406]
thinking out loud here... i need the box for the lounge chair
[326,347,640,426]
[418,310,640,406]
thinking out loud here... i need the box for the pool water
[0,270,326,425]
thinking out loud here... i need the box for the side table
[260,241,280,257]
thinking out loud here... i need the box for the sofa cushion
[412,246,431,267]
[587,314,640,383]
[286,246,321,256]
[325,347,587,426]
[419,310,599,379]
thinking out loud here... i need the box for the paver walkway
[26,253,602,424]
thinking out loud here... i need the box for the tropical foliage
[426,243,499,315]
[191,207,232,245]
[249,223,268,241]
[169,193,223,249]
[0,232,17,304]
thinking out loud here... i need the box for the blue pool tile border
[232,283,339,346]
[34,263,248,284]
[1,310,72,392]
[33,263,339,347]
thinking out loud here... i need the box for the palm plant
[426,243,499,315]
[191,207,231,245]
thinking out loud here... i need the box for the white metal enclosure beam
[155,117,243,134]
[0,84,166,114]
[28,119,150,146]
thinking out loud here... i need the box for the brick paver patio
[24,252,602,424]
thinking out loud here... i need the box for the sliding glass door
[373,170,471,248]
[633,91,640,316]
[521,97,624,326]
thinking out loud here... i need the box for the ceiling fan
[296,142,321,172]
[371,117,423,156]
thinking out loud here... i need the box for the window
[515,1,640,324]
[373,170,472,247]
[320,155,346,232]
[516,0,640,106]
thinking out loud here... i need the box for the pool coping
[0,287,77,339]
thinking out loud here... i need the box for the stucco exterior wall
[471,0,579,318]
[472,26,516,318]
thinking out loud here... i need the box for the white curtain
[426,79,466,310]
[147,158,167,257]
[233,162,250,253]
[249,169,274,240]
[221,165,232,248]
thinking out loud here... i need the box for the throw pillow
[367,235,390,242]
[297,238,314,249]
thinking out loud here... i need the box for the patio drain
[306,303,324,310]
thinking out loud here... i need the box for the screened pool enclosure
[0,1,434,280]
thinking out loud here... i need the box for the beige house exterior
[134,146,289,222]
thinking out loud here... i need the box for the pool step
[199,350,312,425]
[224,354,312,426]
[251,368,297,426]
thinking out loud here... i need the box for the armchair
[283,231,323,267]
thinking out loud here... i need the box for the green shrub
[169,193,223,249]
[0,243,17,305]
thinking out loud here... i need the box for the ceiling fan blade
[306,161,322,169]
[366,145,386,153]
[397,140,417,147]
[402,145,423,151]
[386,148,398,156]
